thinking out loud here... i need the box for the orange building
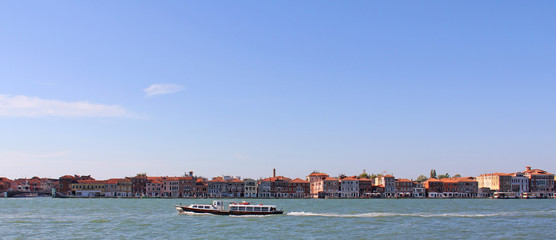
[306,172,329,198]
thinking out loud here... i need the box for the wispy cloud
[0,95,133,118]
[144,83,184,97]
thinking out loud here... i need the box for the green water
[0,198,554,239]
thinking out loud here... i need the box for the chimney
[189,171,194,177]
[273,168,276,178]
[526,166,531,171]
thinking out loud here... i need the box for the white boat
[175,200,283,215]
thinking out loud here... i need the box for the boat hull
[176,206,283,215]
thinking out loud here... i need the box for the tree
[358,172,370,179]
[136,173,147,177]
[438,173,450,179]
[430,169,437,179]
[453,174,461,178]
[416,175,428,182]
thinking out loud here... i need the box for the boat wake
[286,210,556,218]
[178,212,213,216]
[230,215,271,218]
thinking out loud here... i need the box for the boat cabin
[229,205,277,212]
[190,204,216,210]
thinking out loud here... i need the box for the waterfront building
[11,178,46,193]
[0,177,11,196]
[178,176,196,197]
[257,178,271,198]
[511,172,529,197]
[192,178,207,198]
[523,166,554,198]
[270,176,292,198]
[412,181,426,198]
[228,178,244,197]
[358,178,373,197]
[340,176,359,198]
[476,173,512,192]
[290,178,310,198]
[146,177,162,197]
[423,177,478,198]
[11,179,30,192]
[395,178,413,197]
[71,180,106,197]
[478,187,492,198]
[58,175,76,194]
[207,177,227,198]
[306,172,329,198]
[423,178,443,198]
[453,177,479,198]
[131,175,148,197]
[243,178,258,198]
[322,177,339,198]
[104,178,120,197]
[374,175,396,198]
[162,177,180,197]
[58,175,94,194]
[257,176,293,198]
[441,178,458,197]
[116,178,132,197]
[373,184,385,197]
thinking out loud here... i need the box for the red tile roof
[0,177,12,182]
[341,176,358,181]
[261,176,292,182]
[308,172,329,176]
[524,169,553,175]
[290,178,309,183]
[209,177,227,183]
[105,178,123,184]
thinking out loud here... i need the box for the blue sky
[1,1,555,180]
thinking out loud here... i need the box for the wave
[286,210,556,218]
[178,212,213,216]
[89,219,110,223]
[230,215,271,218]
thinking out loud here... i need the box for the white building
[257,179,271,198]
[511,172,529,197]
[243,179,257,198]
[374,175,396,198]
[412,182,426,198]
[340,176,359,198]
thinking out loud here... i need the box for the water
[1,198,555,239]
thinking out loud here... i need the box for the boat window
[254,207,261,212]
[247,207,254,212]
[263,207,269,212]
[231,206,238,211]
[192,205,197,208]
[204,206,210,209]
[239,206,246,211]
